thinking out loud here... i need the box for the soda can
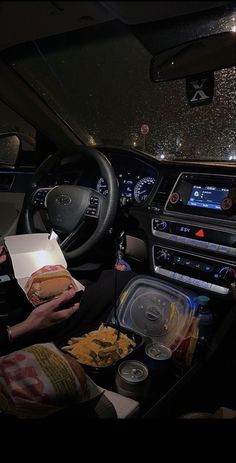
[144,342,172,373]
[115,360,150,400]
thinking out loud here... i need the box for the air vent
[152,177,176,206]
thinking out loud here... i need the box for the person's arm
[1,288,81,347]
[0,245,7,264]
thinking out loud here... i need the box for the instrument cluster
[48,149,158,205]
[96,172,156,203]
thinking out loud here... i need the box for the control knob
[169,192,180,204]
[155,249,172,263]
[220,197,233,211]
[154,220,168,231]
[217,266,236,284]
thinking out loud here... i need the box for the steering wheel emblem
[56,194,72,206]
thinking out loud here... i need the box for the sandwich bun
[25,265,77,305]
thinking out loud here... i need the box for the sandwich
[25,264,77,305]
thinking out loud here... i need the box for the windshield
[2,12,236,162]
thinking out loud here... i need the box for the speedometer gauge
[134,177,155,203]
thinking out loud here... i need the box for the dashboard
[53,149,158,205]
[24,145,236,298]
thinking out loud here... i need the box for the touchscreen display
[187,185,229,210]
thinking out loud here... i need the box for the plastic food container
[109,275,198,352]
[62,322,144,377]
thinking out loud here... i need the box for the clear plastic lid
[111,276,198,350]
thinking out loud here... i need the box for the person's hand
[0,245,7,264]
[10,289,81,340]
[25,288,81,331]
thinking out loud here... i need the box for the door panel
[0,170,33,240]
[0,191,24,238]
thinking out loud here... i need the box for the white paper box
[4,233,84,299]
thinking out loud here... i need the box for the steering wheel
[20,146,119,260]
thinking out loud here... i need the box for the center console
[151,172,236,297]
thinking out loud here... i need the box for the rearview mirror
[150,31,236,82]
[0,133,20,167]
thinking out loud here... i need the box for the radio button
[182,275,193,284]
[207,243,219,252]
[192,240,204,248]
[177,236,188,244]
[170,234,179,241]
[188,238,198,247]
[204,282,213,290]
[218,245,230,254]
[197,241,208,249]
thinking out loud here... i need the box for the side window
[0,99,36,167]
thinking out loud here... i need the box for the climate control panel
[152,244,236,296]
[152,218,236,258]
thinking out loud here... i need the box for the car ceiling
[0,1,233,51]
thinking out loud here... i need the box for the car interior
[0,1,236,419]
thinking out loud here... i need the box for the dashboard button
[202,282,212,290]
[197,241,208,249]
[158,221,168,231]
[202,264,214,272]
[218,245,230,254]
[177,236,187,244]
[193,262,202,270]
[211,284,229,295]
[189,239,198,247]
[169,192,180,204]
[186,276,194,284]
[174,256,182,264]
[208,243,219,252]
[150,206,162,214]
